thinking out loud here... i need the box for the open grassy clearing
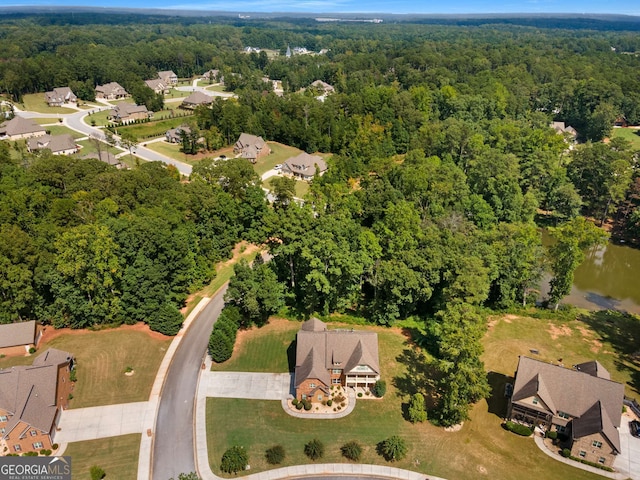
[19,94,76,114]
[164,88,190,99]
[612,127,640,150]
[112,114,194,141]
[0,326,171,408]
[254,142,302,175]
[205,312,638,479]
[202,84,228,93]
[65,433,140,480]
[45,124,86,139]
[263,175,310,198]
[33,117,63,125]
[75,139,122,157]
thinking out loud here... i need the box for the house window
[332,369,341,374]
[556,425,566,433]
[592,441,602,448]
[32,442,43,449]
[0,415,7,422]
[332,378,340,384]
[0,428,5,434]
[318,395,323,401]
[557,411,570,419]
[30,430,37,436]
[14,445,21,452]
[532,397,539,405]
[301,394,307,400]
[309,383,316,388]
[579,451,586,458]
[598,457,606,465]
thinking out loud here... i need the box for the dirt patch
[590,339,603,353]
[476,465,488,475]
[487,318,499,329]
[547,323,572,340]
[503,314,519,323]
[38,322,172,345]
[576,325,594,338]
[216,242,262,272]
[444,422,464,432]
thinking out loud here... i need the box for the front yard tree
[148,302,183,336]
[547,217,609,310]
[270,175,297,209]
[265,445,285,465]
[340,441,362,461]
[220,445,248,474]
[304,439,324,460]
[378,436,407,462]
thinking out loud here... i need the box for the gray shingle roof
[575,360,611,380]
[0,348,73,439]
[96,82,128,97]
[0,321,37,349]
[511,356,624,448]
[572,401,621,453]
[182,91,213,106]
[0,116,46,137]
[283,152,327,176]
[27,134,76,154]
[236,133,266,151]
[295,318,379,388]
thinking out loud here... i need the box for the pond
[541,233,640,314]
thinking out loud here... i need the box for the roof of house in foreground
[295,318,379,388]
[0,321,37,349]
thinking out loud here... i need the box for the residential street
[151,285,228,480]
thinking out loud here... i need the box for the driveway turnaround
[202,371,292,400]
[55,402,149,444]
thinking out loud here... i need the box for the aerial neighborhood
[0,10,640,480]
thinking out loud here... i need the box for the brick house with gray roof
[233,133,270,163]
[0,348,74,454]
[44,87,77,107]
[294,318,380,402]
[507,356,624,467]
[0,117,46,141]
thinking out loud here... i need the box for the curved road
[152,286,227,480]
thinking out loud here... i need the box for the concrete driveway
[615,415,640,479]
[202,371,292,400]
[55,402,150,444]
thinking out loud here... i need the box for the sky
[4,0,640,16]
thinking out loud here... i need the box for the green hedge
[504,421,533,436]
[569,456,615,472]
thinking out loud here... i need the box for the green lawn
[0,327,171,408]
[76,139,122,157]
[19,93,76,114]
[65,434,140,480]
[45,124,85,139]
[86,109,112,127]
[145,140,185,160]
[113,114,193,142]
[254,142,302,176]
[611,127,640,150]
[33,117,63,125]
[205,314,630,479]
[164,88,190,99]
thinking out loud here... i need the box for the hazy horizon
[3,0,640,16]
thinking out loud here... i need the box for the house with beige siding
[507,356,624,467]
[0,348,74,454]
[0,117,46,141]
[44,87,77,107]
[95,82,129,100]
[282,152,327,180]
[233,133,270,163]
[294,318,380,402]
[109,103,152,123]
[27,134,78,155]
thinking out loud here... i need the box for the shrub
[220,445,248,474]
[69,369,77,382]
[505,421,532,436]
[208,307,239,363]
[52,444,59,450]
[333,393,346,403]
[326,399,333,406]
[545,430,558,440]
[149,302,184,336]
[569,456,615,472]
[90,465,106,480]
[68,393,74,400]
[304,401,312,411]
[39,449,52,456]
[265,445,285,465]
[23,451,38,456]
[304,439,324,460]
[378,436,407,462]
[29,347,36,354]
[408,393,427,423]
[341,441,362,461]
[357,392,363,397]
[292,399,299,406]
[561,449,571,458]
[372,380,386,398]
[296,402,303,410]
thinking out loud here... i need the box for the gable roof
[44,87,77,104]
[236,133,266,150]
[27,134,76,154]
[572,401,621,453]
[111,103,150,118]
[283,152,327,176]
[158,70,177,82]
[310,80,335,93]
[295,318,379,388]
[96,82,128,97]
[182,91,213,106]
[575,360,611,380]
[0,321,37,349]
[511,356,624,435]
[0,348,73,438]
[0,116,46,137]
[145,79,166,91]
[82,150,121,167]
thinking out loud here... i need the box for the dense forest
[1,13,640,423]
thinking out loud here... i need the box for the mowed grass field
[205,311,640,479]
[65,434,140,480]
[0,326,172,408]
[611,127,640,150]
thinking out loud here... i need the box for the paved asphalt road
[152,286,227,480]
